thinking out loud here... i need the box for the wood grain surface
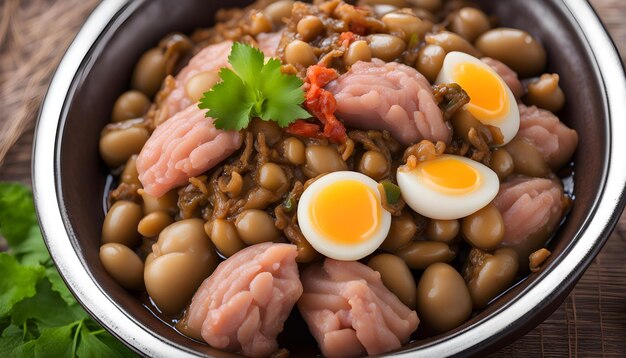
[0,0,624,356]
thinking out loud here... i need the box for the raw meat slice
[177,243,303,358]
[326,59,450,145]
[298,259,419,358]
[482,57,524,98]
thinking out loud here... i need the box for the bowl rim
[32,0,626,357]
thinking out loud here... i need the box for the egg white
[297,171,392,261]
[397,155,500,220]
[436,51,520,145]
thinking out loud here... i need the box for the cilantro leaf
[199,43,310,130]
[45,267,76,306]
[33,323,77,358]
[0,254,44,316]
[77,325,136,358]
[0,183,37,247]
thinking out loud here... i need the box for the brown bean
[449,7,491,43]
[131,47,167,97]
[121,155,141,186]
[425,31,481,57]
[137,211,173,237]
[185,71,220,103]
[249,12,273,35]
[525,73,565,113]
[505,137,550,178]
[99,126,149,168]
[138,188,178,215]
[381,12,426,41]
[475,28,546,77]
[205,219,246,257]
[372,4,398,17]
[112,90,151,123]
[381,212,417,251]
[408,0,441,12]
[362,0,408,6]
[450,107,492,143]
[368,254,417,309]
[344,40,372,67]
[462,204,504,250]
[284,40,317,67]
[464,248,519,308]
[396,241,455,269]
[425,219,459,243]
[529,248,551,273]
[358,151,389,180]
[489,148,514,179]
[283,137,306,165]
[416,263,472,333]
[102,201,143,247]
[235,209,281,245]
[368,34,407,62]
[99,243,144,291]
[250,117,283,147]
[145,219,217,314]
[416,44,446,83]
[303,145,348,178]
[263,0,294,25]
[297,15,324,42]
[258,163,288,192]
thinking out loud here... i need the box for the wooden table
[0,0,624,356]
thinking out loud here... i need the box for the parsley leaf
[0,254,43,316]
[199,42,310,130]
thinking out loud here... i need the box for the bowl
[32,0,626,356]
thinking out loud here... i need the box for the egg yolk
[310,180,381,244]
[454,62,509,121]
[418,157,481,193]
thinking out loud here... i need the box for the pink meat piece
[136,104,242,197]
[493,176,564,262]
[517,104,578,169]
[482,57,524,98]
[298,259,419,358]
[257,32,282,57]
[178,243,303,358]
[326,59,450,145]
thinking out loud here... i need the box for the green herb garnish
[199,42,311,130]
[381,181,401,205]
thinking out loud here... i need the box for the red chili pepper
[287,120,320,137]
[304,65,347,143]
[339,32,357,47]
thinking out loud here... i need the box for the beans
[372,4,398,17]
[525,73,565,113]
[99,126,149,168]
[368,34,406,62]
[425,219,459,243]
[449,7,491,43]
[235,209,281,245]
[489,148,514,179]
[425,31,481,58]
[362,0,408,6]
[462,204,504,250]
[450,107,492,144]
[475,28,546,77]
[99,243,144,291]
[358,151,389,180]
[283,137,306,165]
[416,263,472,333]
[529,248,551,273]
[185,71,220,103]
[131,47,167,97]
[344,40,372,67]
[137,211,173,237]
[249,12,273,36]
[138,188,178,215]
[381,12,426,41]
[112,90,150,123]
[258,163,288,192]
[144,219,217,314]
[381,212,417,251]
[303,145,348,178]
[250,118,283,147]
[263,0,294,25]
[284,40,317,67]
[297,15,324,42]
[368,254,417,309]
[464,248,519,308]
[121,155,141,186]
[505,137,550,178]
[396,241,455,269]
[102,201,143,247]
[416,44,446,83]
[409,0,441,12]
[205,219,246,257]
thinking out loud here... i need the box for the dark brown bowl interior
[55,0,608,356]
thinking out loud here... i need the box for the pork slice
[517,104,578,169]
[298,259,419,358]
[177,243,302,358]
[136,104,242,197]
[326,59,449,145]
[482,57,524,99]
[493,176,565,264]
[257,32,282,57]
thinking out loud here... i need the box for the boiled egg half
[298,171,391,261]
[397,155,499,220]
[436,51,520,145]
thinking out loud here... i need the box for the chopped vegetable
[432,83,471,120]
[380,180,401,205]
[199,42,311,131]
